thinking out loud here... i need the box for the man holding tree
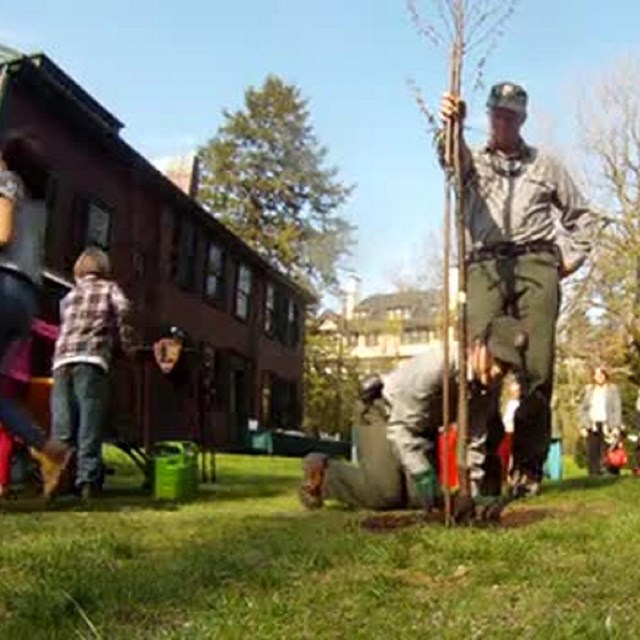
[440,82,602,498]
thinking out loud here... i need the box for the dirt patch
[496,507,553,529]
[360,505,559,532]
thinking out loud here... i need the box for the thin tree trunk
[442,6,468,526]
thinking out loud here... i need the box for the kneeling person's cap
[487,82,528,116]
[485,316,528,369]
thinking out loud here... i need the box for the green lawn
[0,450,639,639]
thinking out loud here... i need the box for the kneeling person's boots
[412,468,440,512]
[299,453,329,509]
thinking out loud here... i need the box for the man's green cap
[487,82,528,116]
[485,315,528,369]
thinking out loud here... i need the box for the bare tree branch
[407,77,440,138]
[407,0,445,47]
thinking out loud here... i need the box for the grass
[0,451,639,639]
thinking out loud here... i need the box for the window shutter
[44,172,59,267]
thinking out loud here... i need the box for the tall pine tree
[198,75,354,294]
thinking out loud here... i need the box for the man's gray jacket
[383,345,457,476]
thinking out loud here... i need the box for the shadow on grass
[0,509,359,638]
[0,473,299,515]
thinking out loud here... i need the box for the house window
[86,201,111,250]
[270,376,299,430]
[402,329,430,344]
[265,284,276,336]
[204,241,225,301]
[365,333,379,347]
[235,263,252,320]
[387,307,412,321]
[273,294,301,347]
[173,217,204,292]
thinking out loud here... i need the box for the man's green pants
[467,251,560,479]
[323,401,423,510]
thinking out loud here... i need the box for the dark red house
[0,46,314,451]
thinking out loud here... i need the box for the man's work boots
[474,495,508,523]
[299,453,329,510]
[30,440,75,498]
[509,468,542,500]
[452,493,476,525]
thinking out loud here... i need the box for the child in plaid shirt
[51,248,133,500]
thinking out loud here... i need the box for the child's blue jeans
[51,363,108,488]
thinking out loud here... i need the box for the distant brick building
[0,47,313,451]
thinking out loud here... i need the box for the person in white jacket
[580,366,622,477]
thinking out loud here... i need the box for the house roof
[0,50,316,305]
[1,48,123,132]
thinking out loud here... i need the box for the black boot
[509,467,541,499]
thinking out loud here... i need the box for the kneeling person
[300,316,526,515]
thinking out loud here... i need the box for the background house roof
[353,290,438,326]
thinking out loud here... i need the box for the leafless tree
[561,58,640,368]
[385,231,448,293]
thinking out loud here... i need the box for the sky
[2,0,639,298]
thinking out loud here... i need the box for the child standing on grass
[51,248,133,501]
[498,379,521,483]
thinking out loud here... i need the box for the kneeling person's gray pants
[323,401,420,510]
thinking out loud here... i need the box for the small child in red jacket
[0,426,13,496]
[498,379,521,483]
[0,320,59,496]
[0,340,30,496]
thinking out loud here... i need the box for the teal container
[151,441,198,501]
[544,438,563,481]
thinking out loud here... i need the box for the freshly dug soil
[360,506,553,532]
